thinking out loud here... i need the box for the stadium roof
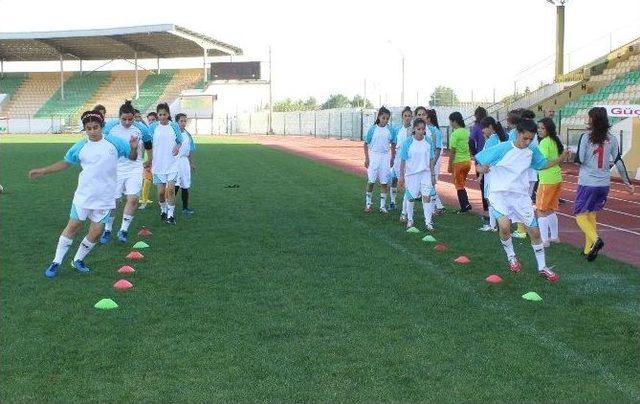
[0,24,243,61]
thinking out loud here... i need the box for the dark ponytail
[119,100,135,116]
[538,117,564,154]
[157,102,172,121]
[426,109,439,127]
[374,106,391,125]
[480,116,507,142]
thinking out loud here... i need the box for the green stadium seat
[34,72,110,117]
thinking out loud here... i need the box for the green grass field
[1,136,639,401]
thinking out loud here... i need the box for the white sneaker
[406,220,414,229]
[543,241,551,248]
[379,206,388,214]
[550,238,561,244]
[425,223,434,232]
[478,224,495,232]
[399,213,407,223]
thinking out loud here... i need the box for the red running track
[239,135,640,267]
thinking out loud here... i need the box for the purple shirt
[469,123,485,156]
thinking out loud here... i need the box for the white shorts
[405,170,434,200]
[176,158,192,189]
[69,204,111,223]
[488,191,537,227]
[153,172,179,185]
[433,156,442,182]
[367,152,391,185]
[389,153,402,180]
[115,174,143,198]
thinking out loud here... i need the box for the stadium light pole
[547,0,567,81]
[387,40,405,106]
[59,55,64,101]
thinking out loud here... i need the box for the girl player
[398,118,436,231]
[477,116,508,231]
[100,100,152,244]
[448,112,472,213]
[363,106,397,213]
[536,118,564,247]
[175,113,196,215]
[475,118,569,282]
[147,103,183,225]
[572,107,634,261]
[28,110,138,278]
[389,107,412,218]
[426,109,445,214]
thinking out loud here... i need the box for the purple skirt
[574,185,609,214]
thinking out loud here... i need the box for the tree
[429,86,459,107]
[321,94,352,110]
[350,95,373,109]
[273,97,319,112]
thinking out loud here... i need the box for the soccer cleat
[399,213,407,223]
[435,207,447,215]
[183,208,195,215]
[549,238,561,244]
[509,258,521,273]
[364,205,372,213]
[160,212,167,221]
[379,206,388,214]
[511,230,527,239]
[44,262,60,279]
[406,220,414,229]
[539,267,559,282]
[586,237,604,262]
[138,203,147,210]
[99,230,111,244]
[425,223,434,232]
[543,241,551,248]
[389,202,396,211]
[165,216,176,225]
[117,230,128,243]
[478,224,496,232]
[71,260,90,274]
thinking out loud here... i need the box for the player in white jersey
[389,107,412,217]
[475,118,569,282]
[398,118,436,231]
[29,110,138,279]
[175,113,196,215]
[147,102,183,225]
[425,109,445,214]
[100,100,152,244]
[363,106,397,213]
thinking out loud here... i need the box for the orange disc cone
[118,265,135,274]
[113,279,134,290]
[126,251,144,260]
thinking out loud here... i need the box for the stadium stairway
[151,69,203,113]
[34,72,111,118]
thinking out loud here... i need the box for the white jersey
[364,124,397,154]
[395,125,411,151]
[399,136,432,176]
[103,120,150,177]
[475,141,548,195]
[64,135,130,210]
[149,121,183,175]
[178,130,195,158]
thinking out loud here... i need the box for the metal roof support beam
[134,51,139,99]
[202,47,208,84]
[108,36,161,59]
[60,55,65,101]
[36,39,81,60]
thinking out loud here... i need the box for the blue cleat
[99,230,112,244]
[71,260,91,274]
[44,262,60,279]
[117,230,128,243]
[389,202,396,211]
[183,208,195,215]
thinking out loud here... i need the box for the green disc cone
[522,292,542,301]
[422,235,437,242]
[132,241,150,249]
[94,298,119,310]
[406,227,421,234]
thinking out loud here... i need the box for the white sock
[434,192,444,209]
[532,243,546,271]
[105,216,114,232]
[390,187,397,204]
[380,193,387,209]
[401,194,408,215]
[120,214,134,232]
[489,214,497,229]
[406,200,415,223]
[423,200,434,226]
[500,237,516,261]
[73,237,96,262]
[167,204,175,218]
[549,213,559,240]
[365,191,372,207]
[160,202,167,214]
[538,216,550,244]
[53,235,73,264]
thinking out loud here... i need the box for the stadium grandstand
[0,24,242,132]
